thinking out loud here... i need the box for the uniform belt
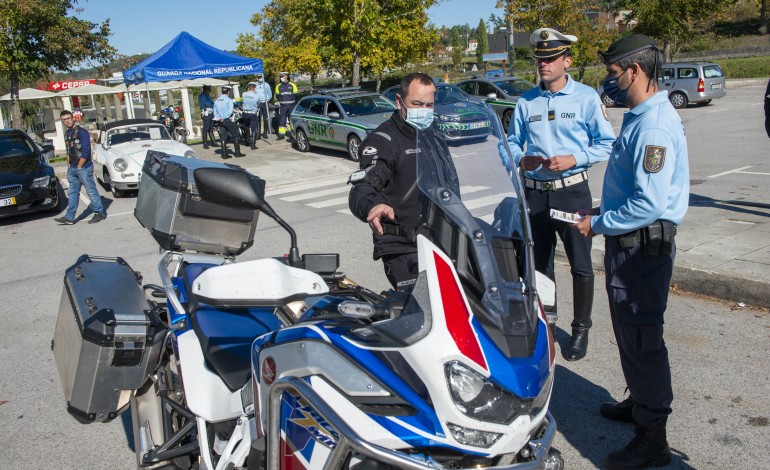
[279,100,295,105]
[605,220,677,249]
[524,171,588,191]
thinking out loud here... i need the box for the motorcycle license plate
[0,197,16,207]
[711,83,721,89]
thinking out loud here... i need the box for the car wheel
[669,92,688,109]
[347,135,362,162]
[697,100,712,106]
[295,128,310,152]
[48,180,65,212]
[103,168,125,198]
[502,110,512,134]
[601,92,615,108]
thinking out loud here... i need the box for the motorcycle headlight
[113,158,128,172]
[439,114,461,122]
[446,422,502,448]
[184,150,197,159]
[172,111,180,120]
[30,175,50,189]
[445,361,531,424]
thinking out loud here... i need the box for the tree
[0,0,114,129]
[619,0,734,61]
[248,0,437,87]
[476,19,489,64]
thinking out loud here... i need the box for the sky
[75,0,503,57]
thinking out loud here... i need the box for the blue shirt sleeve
[78,128,91,159]
[572,94,614,167]
[591,128,677,235]
[506,101,527,166]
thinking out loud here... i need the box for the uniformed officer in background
[213,85,244,158]
[348,72,440,290]
[506,27,615,361]
[253,72,273,140]
[198,85,215,149]
[575,34,690,470]
[241,81,260,150]
[275,71,297,140]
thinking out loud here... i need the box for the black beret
[599,34,659,64]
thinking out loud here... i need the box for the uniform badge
[540,30,549,40]
[362,146,377,156]
[328,126,335,139]
[643,145,666,173]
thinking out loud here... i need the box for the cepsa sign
[48,79,96,91]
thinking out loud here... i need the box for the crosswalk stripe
[281,185,349,202]
[464,192,515,210]
[308,196,350,208]
[266,176,348,196]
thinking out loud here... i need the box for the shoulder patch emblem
[362,146,377,156]
[643,145,666,173]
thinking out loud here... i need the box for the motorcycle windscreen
[414,97,539,358]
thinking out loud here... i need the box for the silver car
[290,88,395,161]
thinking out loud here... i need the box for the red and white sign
[48,79,96,91]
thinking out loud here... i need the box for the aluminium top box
[52,255,165,424]
[134,151,262,255]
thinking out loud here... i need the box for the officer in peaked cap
[507,27,615,363]
[530,27,578,59]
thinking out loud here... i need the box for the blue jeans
[66,166,104,220]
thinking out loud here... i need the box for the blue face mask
[405,107,434,130]
[602,69,630,106]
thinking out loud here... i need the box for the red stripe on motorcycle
[434,251,488,371]
[281,436,308,469]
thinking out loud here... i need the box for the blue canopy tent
[123,31,264,137]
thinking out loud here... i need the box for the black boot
[220,140,228,158]
[606,422,671,470]
[234,141,245,157]
[250,136,257,150]
[600,396,636,423]
[202,134,209,149]
[565,276,593,361]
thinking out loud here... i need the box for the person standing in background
[198,85,215,149]
[275,71,297,140]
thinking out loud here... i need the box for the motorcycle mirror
[193,167,266,211]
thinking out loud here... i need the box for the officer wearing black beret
[575,34,690,470]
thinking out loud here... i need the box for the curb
[725,78,768,88]
[555,247,770,309]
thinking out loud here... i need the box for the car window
[661,68,675,80]
[294,98,311,113]
[703,65,723,78]
[678,68,698,79]
[382,87,398,102]
[435,85,472,104]
[338,95,395,116]
[107,125,170,145]
[457,81,476,95]
[0,134,35,158]
[495,79,536,96]
[327,100,342,116]
[307,98,325,115]
[478,82,498,98]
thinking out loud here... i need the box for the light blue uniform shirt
[253,80,272,103]
[213,95,234,120]
[242,90,259,112]
[591,91,690,236]
[506,74,615,180]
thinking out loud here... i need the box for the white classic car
[93,118,196,197]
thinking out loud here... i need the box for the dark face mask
[602,69,630,106]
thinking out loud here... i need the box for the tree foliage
[477,19,489,64]
[619,0,736,61]
[244,0,438,87]
[0,0,114,128]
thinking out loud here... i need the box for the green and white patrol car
[290,88,396,161]
[456,76,536,134]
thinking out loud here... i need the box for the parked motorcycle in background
[158,105,189,144]
[51,103,563,470]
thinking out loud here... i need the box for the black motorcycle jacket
[349,111,439,260]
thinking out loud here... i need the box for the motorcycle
[52,104,562,470]
[158,105,190,144]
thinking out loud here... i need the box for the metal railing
[267,376,558,470]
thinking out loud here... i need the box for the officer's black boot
[565,276,593,361]
[250,135,257,150]
[234,140,245,157]
[600,395,636,423]
[202,133,209,150]
[220,139,228,159]
[606,421,671,470]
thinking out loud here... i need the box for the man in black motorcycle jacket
[348,72,440,291]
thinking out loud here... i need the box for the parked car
[600,61,727,109]
[290,88,395,161]
[0,129,61,219]
[382,83,492,142]
[93,118,196,198]
[455,76,536,133]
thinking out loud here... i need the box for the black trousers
[605,237,675,427]
[242,112,258,139]
[256,103,270,135]
[278,103,295,133]
[381,252,418,291]
[525,180,594,280]
[201,115,213,139]
[217,120,240,142]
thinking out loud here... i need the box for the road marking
[266,176,349,196]
[308,196,349,208]
[464,193,515,210]
[708,166,753,178]
[108,211,134,217]
[452,152,477,158]
[736,171,770,176]
[281,185,349,202]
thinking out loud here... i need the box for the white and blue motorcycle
[54,104,562,470]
